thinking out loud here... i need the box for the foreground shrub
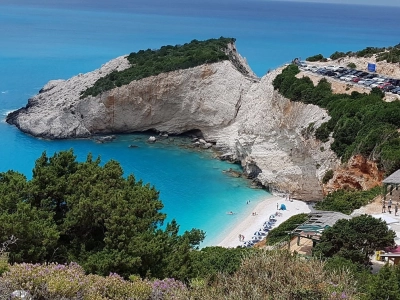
[175,250,359,299]
[151,278,187,299]
[1,262,152,299]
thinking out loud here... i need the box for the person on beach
[382,200,386,213]
[239,234,243,241]
[395,203,398,216]
[388,199,392,214]
[277,203,279,210]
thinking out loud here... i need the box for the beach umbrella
[254,231,266,236]
[280,203,287,210]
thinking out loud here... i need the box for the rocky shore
[7,43,340,201]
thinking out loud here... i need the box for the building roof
[292,211,351,238]
[382,169,400,184]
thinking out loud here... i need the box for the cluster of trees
[308,43,400,62]
[273,64,400,174]
[0,150,211,280]
[81,37,234,98]
[315,187,381,214]
[305,53,325,62]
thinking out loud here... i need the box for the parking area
[297,62,400,98]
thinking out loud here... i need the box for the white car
[344,75,357,81]
[325,65,338,71]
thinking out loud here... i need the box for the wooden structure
[290,211,351,250]
[382,169,400,201]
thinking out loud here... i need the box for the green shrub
[347,62,356,69]
[175,250,359,299]
[330,51,347,60]
[306,54,324,62]
[314,187,381,214]
[322,169,334,184]
[265,214,308,245]
[1,262,152,299]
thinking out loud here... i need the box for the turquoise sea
[1,1,399,246]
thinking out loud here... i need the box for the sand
[217,195,313,248]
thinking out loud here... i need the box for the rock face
[324,155,384,193]
[7,44,341,201]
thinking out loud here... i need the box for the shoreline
[217,195,313,248]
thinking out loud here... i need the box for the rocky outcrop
[7,45,341,201]
[324,155,384,193]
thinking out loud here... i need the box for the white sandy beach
[217,196,313,248]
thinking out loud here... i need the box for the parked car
[358,79,371,85]
[325,65,338,71]
[343,75,356,81]
[391,87,400,94]
[352,77,361,83]
[370,81,383,88]
[298,61,307,68]
[363,74,374,79]
[324,70,337,76]
[383,85,396,92]
[364,80,378,87]
[378,82,391,89]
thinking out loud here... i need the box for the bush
[265,214,308,245]
[314,187,381,214]
[322,169,334,184]
[306,54,324,62]
[1,262,152,299]
[347,62,356,69]
[175,250,359,299]
[330,51,347,60]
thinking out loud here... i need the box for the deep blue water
[1,1,399,246]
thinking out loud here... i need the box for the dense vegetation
[314,214,395,265]
[328,44,400,63]
[272,64,400,174]
[0,250,360,299]
[1,151,400,299]
[0,150,207,280]
[80,37,234,98]
[316,215,399,300]
[265,213,308,245]
[315,187,381,214]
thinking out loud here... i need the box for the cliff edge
[6,41,339,201]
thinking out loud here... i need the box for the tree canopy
[313,214,396,265]
[0,150,204,279]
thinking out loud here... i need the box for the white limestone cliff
[7,48,339,201]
